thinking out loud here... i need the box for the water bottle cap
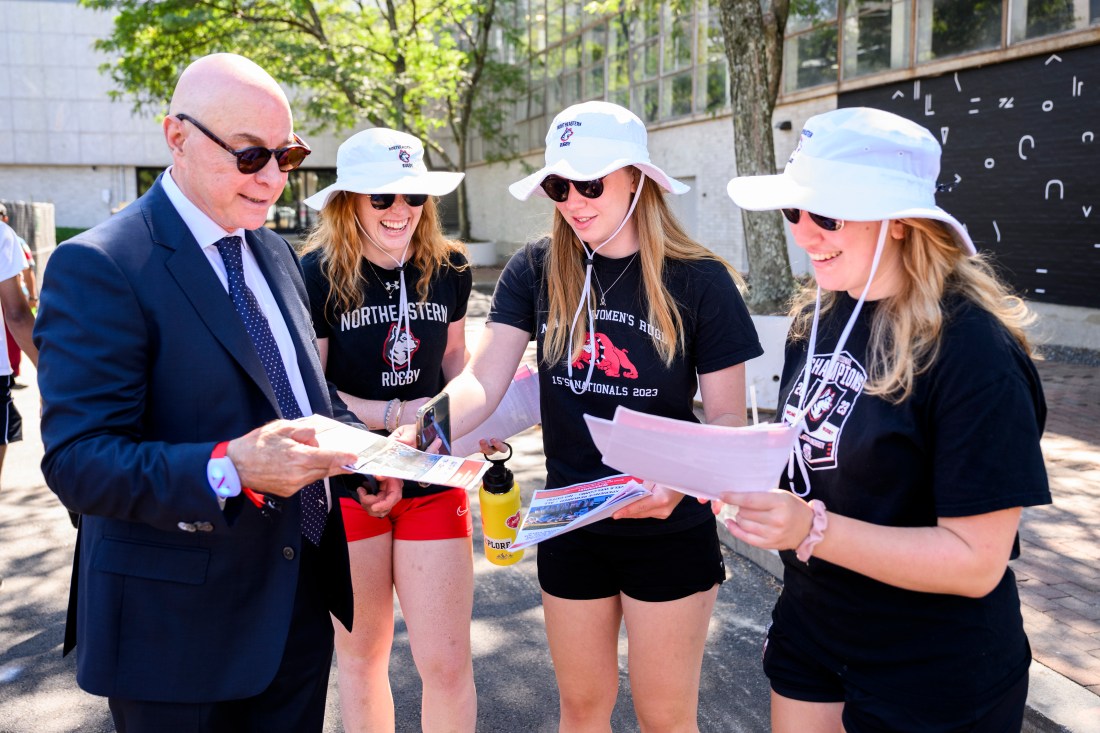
[481,442,515,494]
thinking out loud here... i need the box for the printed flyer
[509,474,650,551]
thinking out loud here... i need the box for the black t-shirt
[302,248,472,497]
[489,240,763,536]
[773,292,1051,706]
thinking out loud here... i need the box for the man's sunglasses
[175,113,311,174]
[369,193,429,210]
[781,208,845,232]
[540,175,605,202]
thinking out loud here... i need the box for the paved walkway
[1016,359,1100,701]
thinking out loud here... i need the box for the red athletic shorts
[341,487,473,542]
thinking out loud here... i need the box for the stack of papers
[298,414,490,491]
[584,407,801,500]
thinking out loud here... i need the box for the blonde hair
[789,218,1035,402]
[542,169,746,368]
[301,191,468,314]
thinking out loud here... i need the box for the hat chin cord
[785,220,889,497]
[564,174,646,395]
[355,215,414,373]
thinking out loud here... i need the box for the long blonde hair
[542,170,746,368]
[789,218,1034,402]
[301,191,468,313]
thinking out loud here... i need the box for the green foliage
[55,227,89,243]
[80,0,526,165]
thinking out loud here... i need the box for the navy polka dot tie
[216,236,327,545]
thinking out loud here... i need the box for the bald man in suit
[34,54,400,732]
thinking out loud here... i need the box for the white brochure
[584,407,801,500]
[297,414,491,491]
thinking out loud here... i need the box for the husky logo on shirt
[781,351,866,470]
[383,323,420,369]
[572,332,638,379]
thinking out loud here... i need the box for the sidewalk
[1013,355,1100,731]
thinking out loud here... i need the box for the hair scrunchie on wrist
[795,499,828,563]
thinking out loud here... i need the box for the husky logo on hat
[560,127,574,144]
[788,129,812,165]
[398,148,412,167]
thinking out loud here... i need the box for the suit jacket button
[283,547,295,560]
[177,521,197,533]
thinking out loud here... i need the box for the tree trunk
[718,0,796,315]
[456,140,472,241]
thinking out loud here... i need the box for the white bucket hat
[304,128,464,210]
[509,101,690,200]
[726,106,975,255]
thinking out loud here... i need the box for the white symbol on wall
[1084,132,1094,143]
[1045,54,1062,65]
[969,97,981,115]
[1045,180,1064,200]
[993,221,1001,242]
[924,94,935,116]
[1042,100,1054,112]
[940,127,949,144]
[1084,207,1093,218]
[998,98,1014,109]
[985,158,995,169]
[1072,76,1083,97]
[953,72,962,93]
[1019,135,1035,160]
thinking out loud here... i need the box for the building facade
[0,0,345,237]
[460,0,1099,345]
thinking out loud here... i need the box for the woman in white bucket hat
[300,128,477,732]
[402,101,762,730]
[723,107,1050,732]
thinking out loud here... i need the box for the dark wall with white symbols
[840,44,1099,309]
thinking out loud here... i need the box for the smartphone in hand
[416,393,451,455]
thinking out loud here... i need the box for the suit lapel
[143,180,281,414]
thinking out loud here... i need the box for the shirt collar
[161,166,245,249]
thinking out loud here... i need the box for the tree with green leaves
[82,0,526,240]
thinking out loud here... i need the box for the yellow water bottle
[478,443,524,566]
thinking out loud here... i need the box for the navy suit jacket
[34,177,354,702]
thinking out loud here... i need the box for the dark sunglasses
[369,193,429,210]
[175,113,311,174]
[781,208,845,232]
[540,175,605,202]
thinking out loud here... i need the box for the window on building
[699,11,728,113]
[1007,0,1089,44]
[783,1,840,91]
[916,0,1002,62]
[842,0,911,79]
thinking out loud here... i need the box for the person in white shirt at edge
[397,101,763,732]
[0,204,36,489]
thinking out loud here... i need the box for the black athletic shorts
[1,375,22,445]
[762,624,1029,733]
[536,517,725,602]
